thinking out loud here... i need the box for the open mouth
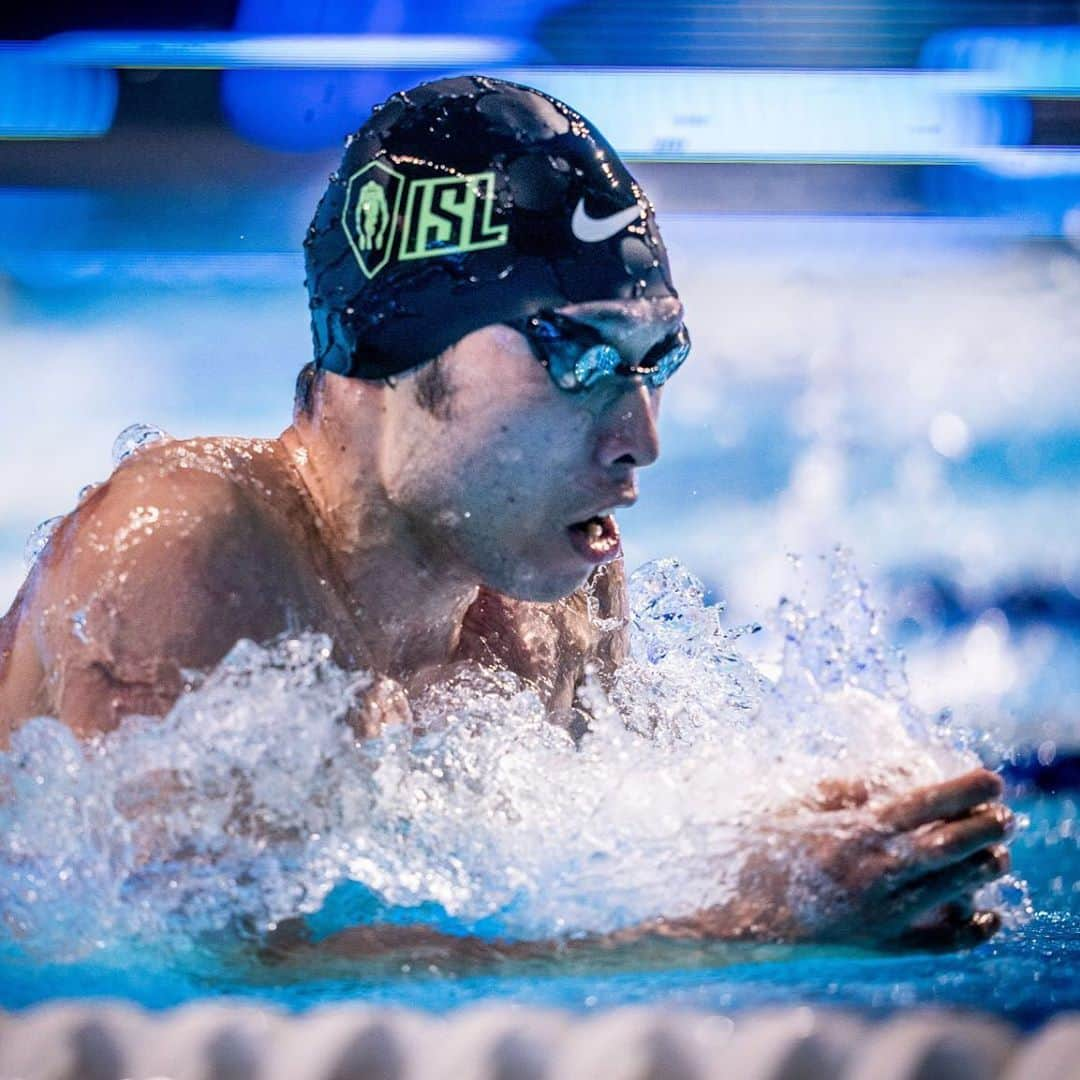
[566,512,622,564]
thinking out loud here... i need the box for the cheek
[381,419,517,521]
[464,413,587,511]
[379,413,462,510]
[384,381,595,523]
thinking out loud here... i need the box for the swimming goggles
[505,310,690,393]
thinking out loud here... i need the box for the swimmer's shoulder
[50,435,289,589]
[12,436,317,735]
[94,434,296,516]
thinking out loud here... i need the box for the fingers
[890,909,1001,952]
[878,769,1003,831]
[904,804,1015,875]
[884,845,1011,929]
[961,909,1003,945]
[942,898,976,923]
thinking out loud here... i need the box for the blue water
[0,788,1074,1029]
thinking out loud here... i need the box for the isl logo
[342,160,405,279]
[342,160,508,279]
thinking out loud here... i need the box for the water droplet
[111,424,171,468]
[77,481,101,503]
[23,516,63,568]
[71,610,89,644]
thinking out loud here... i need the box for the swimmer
[0,76,1012,951]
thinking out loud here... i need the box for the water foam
[0,551,997,961]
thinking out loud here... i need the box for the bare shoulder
[3,436,317,737]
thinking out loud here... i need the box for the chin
[482,558,589,604]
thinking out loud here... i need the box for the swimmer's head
[304,75,678,380]
[296,296,681,602]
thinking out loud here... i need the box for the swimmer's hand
[674,767,1013,950]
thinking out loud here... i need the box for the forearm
[265,905,771,969]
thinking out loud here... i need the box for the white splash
[0,553,987,961]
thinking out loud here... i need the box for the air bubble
[23,516,63,568]
[111,424,171,468]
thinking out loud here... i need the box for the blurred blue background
[1,0,1078,751]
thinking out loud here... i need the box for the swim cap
[304,75,678,380]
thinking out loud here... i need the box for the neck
[279,422,478,680]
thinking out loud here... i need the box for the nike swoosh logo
[571,199,642,243]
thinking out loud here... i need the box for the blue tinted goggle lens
[510,313,690,393]
[574,344,622,388]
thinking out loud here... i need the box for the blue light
[921,27,1080,96]
[1,250,302,290]
[222,0,424,153]
[222,69,404,151]
[29,31,538,69]
[0,57,116,139]
[501,69,1030,163]
[14,27,539,152]
[216,0,549,152]
[922,154,1080,234]
[399,0,563,37]
[919,29,1080,229]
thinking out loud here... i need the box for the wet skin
[0,297,1013,950]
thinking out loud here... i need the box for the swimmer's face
[377,296,684,601]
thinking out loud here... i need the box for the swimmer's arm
[273,769,1012,964]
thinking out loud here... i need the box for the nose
[594,382,661,470]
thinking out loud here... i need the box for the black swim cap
[304,75,678,380]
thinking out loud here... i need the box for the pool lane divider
[0,1002,1077,1079]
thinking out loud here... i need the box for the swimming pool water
[0,788,1074,1030]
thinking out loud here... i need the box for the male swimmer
[0,76,1012,951]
